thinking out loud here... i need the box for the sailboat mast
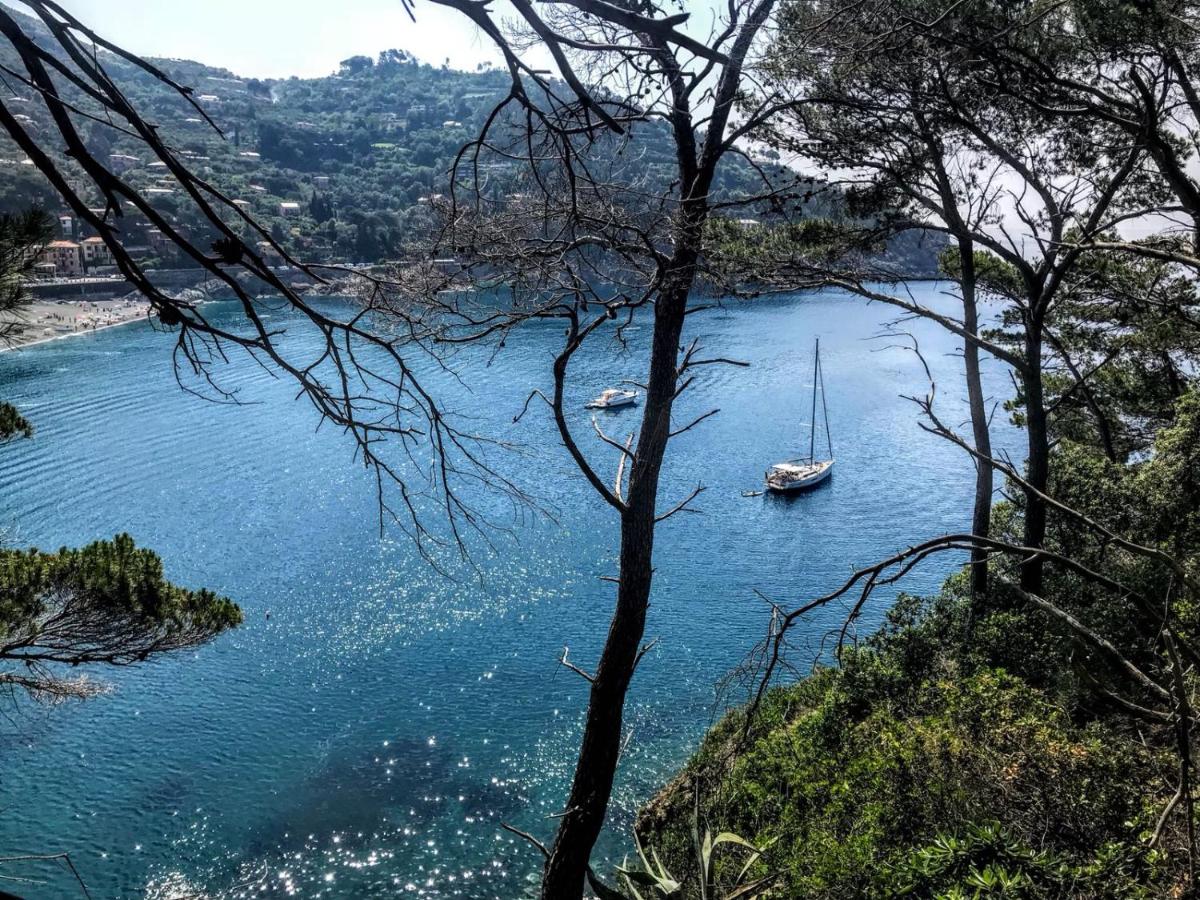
[809,337,819,462]
[818,343,833,458]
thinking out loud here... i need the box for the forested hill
[0,7,938,272]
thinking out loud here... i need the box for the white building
[38,240,83,277]
[81,236,114,269]
[108,153,141,173]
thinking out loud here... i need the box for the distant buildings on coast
[30,207,184,279]
[27,142,314,282]
[34,235,118,278]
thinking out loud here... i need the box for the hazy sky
[13,1,505,77]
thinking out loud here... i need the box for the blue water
[0,285,1015,897]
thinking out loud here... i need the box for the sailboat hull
[765,459,834,493]
[586,396,638,409]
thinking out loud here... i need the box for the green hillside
[0,9,937,273]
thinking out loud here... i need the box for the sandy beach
[1,297,152,352]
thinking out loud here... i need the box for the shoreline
[0,297,153,354]
[0,312,150,353]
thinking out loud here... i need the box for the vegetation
[638,387,1200,892]
[627,1,1200,897]
[3,0,1200,896]
[0,8,936,272]
[0,534,242,701]
[638,587,1168,895]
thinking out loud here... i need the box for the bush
[636,594,1169,898]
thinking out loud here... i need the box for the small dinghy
[586,388,639,409]
[766,337,835,494]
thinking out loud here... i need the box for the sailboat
[586,387,639,409]
[765,337,835,493]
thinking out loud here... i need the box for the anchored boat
[766,337,835,493]
[586,388,639,409]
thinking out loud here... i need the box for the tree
[761,1,1001,599]
[0,535,242,702]
[338,54,374,77]
[962,0,1200,263]
[359,0,823,891]
[0,2,509,555]
[930,1,1200,464]
[309,190,333,224]
[759,0,1158,594]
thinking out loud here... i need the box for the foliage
[637,610,1165,897]
[637,376,1200,897]
[0,8,905,270]
[890,822,1156,899]
[0,534,242,702]
[0,401,32,442]
[589,809,773,900]
[0,205,53,338]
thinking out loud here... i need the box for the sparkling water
[0,285,1015,897]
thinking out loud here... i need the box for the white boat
[766,458,834,492]
[766,337,835,493]
[586,388,639,409]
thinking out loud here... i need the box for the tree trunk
[958,238,992,604]
[1020,320,1049,594]
[540,515,654,897]
[1081,380,1117,463]
[541,265,694,899]
[1162,350,1185,399]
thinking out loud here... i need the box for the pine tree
[0,209,240,704]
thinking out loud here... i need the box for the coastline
[0,297,153,354]
[0,311,150,353]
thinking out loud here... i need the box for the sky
[11,0,507,77]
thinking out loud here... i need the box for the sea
[0,284,1016,897]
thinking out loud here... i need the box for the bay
[0,284,1016,897]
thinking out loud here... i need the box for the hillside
[0,8,938,273]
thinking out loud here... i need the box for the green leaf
[586,867,633,900]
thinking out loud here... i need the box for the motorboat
[586,388,639,409]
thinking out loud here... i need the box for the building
[278,201,302,217]
[256,241,285,267]
[80,236,114,270]
[313,176,330,188]
[58,215,74,238]
[38,240,83,277]
[146,229,172,253]
[108,153,141,173]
